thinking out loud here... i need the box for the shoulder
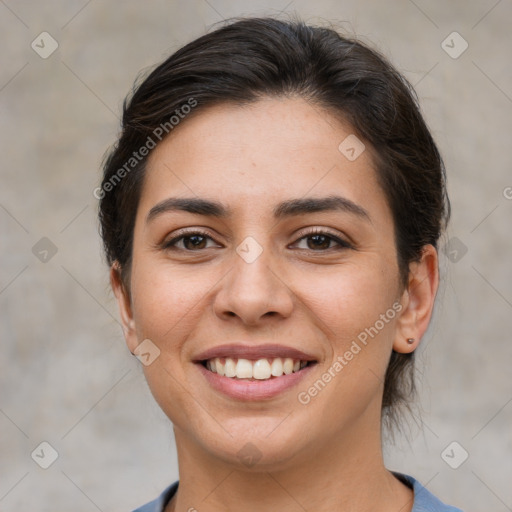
[397,473,464,512]
[131,482,179,512]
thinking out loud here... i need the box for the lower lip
[196,363,316,401]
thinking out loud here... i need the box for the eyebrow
[146,195,371,223]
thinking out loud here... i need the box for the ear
[110,263,138,354]
[393,244,439,353]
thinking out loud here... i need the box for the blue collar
[132,473,463,511]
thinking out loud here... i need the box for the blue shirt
[132,473,464,511]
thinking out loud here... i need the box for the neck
[166,412,413,512]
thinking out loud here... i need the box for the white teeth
[283,358,294,375]
[235,359,253,379]
[253,359,271,380]
[215,358,225,376]
[224,358,236,377]
[205,357,309,380]
[270,358,283,377]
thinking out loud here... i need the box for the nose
[213,246,294,327]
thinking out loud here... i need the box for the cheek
[298,261,399,407]
[293,261,400,421]
[130,260,211,344]
[300,260,399,347]
[129,263,212,425]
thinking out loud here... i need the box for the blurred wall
[1,1,511,511]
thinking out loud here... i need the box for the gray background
[1,1,511,511]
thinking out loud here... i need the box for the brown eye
[293,230,352,251]
[306,234,332,250]
[163,230,219,251]
[181,234,208,250]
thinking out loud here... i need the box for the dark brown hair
[98,16,450,429]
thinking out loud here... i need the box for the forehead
[138,97,390,225]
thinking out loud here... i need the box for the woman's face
[115,97,429,469]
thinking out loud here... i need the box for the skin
[111,97,439,512]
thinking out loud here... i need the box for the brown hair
[98,16,450,429]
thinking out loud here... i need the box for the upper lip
[193,344,317,362]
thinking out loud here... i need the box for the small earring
[406,338,415,344]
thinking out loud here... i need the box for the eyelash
[162,228,353,252]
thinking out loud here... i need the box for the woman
[98,16,463,512]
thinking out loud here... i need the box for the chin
[185,415,316,472]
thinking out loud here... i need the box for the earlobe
[393,245,439,354]
[110,263,138,353]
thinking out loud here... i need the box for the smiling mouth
[201,357,316,380]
